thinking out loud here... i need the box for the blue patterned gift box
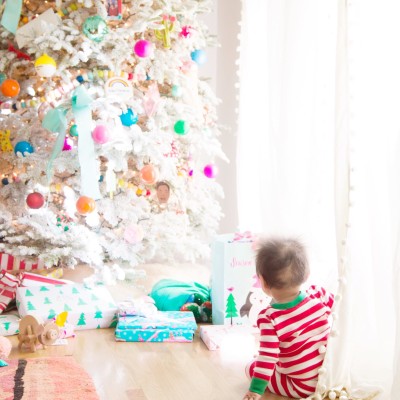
[115,311,197,342]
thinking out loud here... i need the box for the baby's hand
[242,391,261,400]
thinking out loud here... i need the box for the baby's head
[256,237,309,291]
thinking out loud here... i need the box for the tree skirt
[0,357,99,400]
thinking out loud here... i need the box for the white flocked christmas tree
[0,0,226,280]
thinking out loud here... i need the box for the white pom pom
[328,391,337,400]
[319,345,327,354]
[335,294,342,302]
[318,367,327,375]
[318,384,327,392]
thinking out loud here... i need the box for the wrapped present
[118,296,158,318]
[0,252,46,271]
[37,267,63,279]
[0,311,20,336]
[16,283,118,331]
[211,233,270,326]
[200,324,257,351]
[115,311,197,342]
[0,270,22,313]
[20,272,67,287]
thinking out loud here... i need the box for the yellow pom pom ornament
[35,54,57,77]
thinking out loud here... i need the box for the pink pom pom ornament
[92,125,110,144]
[203,164,218,179]
[134,40,152,58]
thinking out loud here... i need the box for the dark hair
[256,237,309,289]
[156,181,170,191]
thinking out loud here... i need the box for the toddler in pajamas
[243,237,334,400]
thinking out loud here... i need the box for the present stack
[0,253,119,336]
[115,310,197,343]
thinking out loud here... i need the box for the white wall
[201,0,241,234]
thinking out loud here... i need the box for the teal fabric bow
[71,86,93,110]
[42,86,102,199]
[42,107,69,183]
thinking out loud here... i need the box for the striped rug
[0,357,99,400]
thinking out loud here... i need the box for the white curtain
[237,1,400,399]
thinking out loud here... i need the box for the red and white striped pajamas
[248,285,334,398]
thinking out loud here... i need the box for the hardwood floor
[6,263,292,400]
[8,329,291,400]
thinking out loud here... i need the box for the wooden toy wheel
[39,322,59,346]
[19,315,43,336]
[18,315,44,352]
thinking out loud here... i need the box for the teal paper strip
[42,107,68,183]
[1,0,23,34]
[72,86,102,200]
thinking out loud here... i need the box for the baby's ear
[258,275,268,290]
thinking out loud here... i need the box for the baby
[243,237,334,399]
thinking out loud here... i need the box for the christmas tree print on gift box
[95,307,103,320]
[94,307,103,329]
[77,313,86,327]
[0,314,20,336]
[225,288,239,325]
[15,284,118,331]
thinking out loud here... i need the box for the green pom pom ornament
[174,120,189,135]
[69,124,79,137]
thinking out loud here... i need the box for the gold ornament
[154,14,175,48]
[0,130,13,152]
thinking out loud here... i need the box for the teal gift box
[115,311,197,342]
[16,283,118,331]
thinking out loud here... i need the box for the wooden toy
[18,315,59,352]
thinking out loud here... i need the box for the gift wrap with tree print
[115,311,197,342]
[16,284,118,330]
[0,311,20,336]
[211,233,270,327]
